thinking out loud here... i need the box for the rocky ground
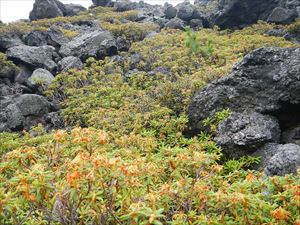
[0,0,300,223]
[1,0,300,174]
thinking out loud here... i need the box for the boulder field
[29,0,300,29]
[0,0,300,176]
[188,47,300,175]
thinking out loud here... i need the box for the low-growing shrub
[0,52,19,77]
[1,19,300,224]
[101,21,159,42]
[0,128,299,224]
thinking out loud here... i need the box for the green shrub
[0,128,299,224]
[185,27,214,58]
[0,52,19,78]
[287,18,300,35]
[101,21,159,42]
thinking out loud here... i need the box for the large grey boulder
[195,0,298,29]
[23,30,48,46]
[24,26,68,48]
[44,111,64,130]
[254,143,300,176]
[114,0,136,12]
[189,47,300,174]
[189,47,300,133]
[215,112,280,158]
[164,5,177,19]
[15,94,51,116]
[116,37,130,52]
[267,7,297,24]
[0,102,24,131]
[190,19,204,29]
[29,0,85,20]
[14,64,33,85]
[92,0,112,7]
[29,0,65,21]
[64,4,86,16]
[28,68,54,86]
[6,45,57,72]
[59,30,117,60]
[57,56,83,72]
[0,34,23,51]
[165,18,186,30]
[0,94,54,131]
[176,1,198,21]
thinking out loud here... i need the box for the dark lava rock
[57,56,83,72]
[6,45,57,73]
[114,0,136,12]
[165,18,185,30]
[14,64,33,85]
[59,30,117,60]
[29,0,65,20]
[28,68,54,87]
[190,19,204,29]
[267,7,297,24]
[267,29,288,38]
[0,34,23,51]
[24,30,48,46]
[24,26,68,48]
[215,112,280,158]
[92,0,112,7]
[0,94,54,132]
[29,0,86,20]
[15,94,51,116]
[189,47,300,174]
[254,143,300,176]
[176,1,197,22]
[116,37,131,52]
[44,111,64,130]
[64,4,86,16]
[204,0,300,29]
[164,5,177,19]
[0,81,33,98]
[189,47,300,133]
[282,126,300,145]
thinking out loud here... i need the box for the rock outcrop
[215,112,280,158]
[6,45,57,72]
[189,47,300,131]
[0,34,23,51]
[195,0,300,28]
[253,143,300,176]
[27,0,300,30]
[92,0,112,7]
[28,68,54,87]
[29,0,86,21]
[189,47,300,175]
[59,30,117,60]
[57,56,83,72]
[0,94,57,132]
[29,0,66,20]
[24,27,68,48]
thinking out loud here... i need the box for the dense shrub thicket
[0,12,300,224]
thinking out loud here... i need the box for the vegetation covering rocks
[0,0,300,224]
